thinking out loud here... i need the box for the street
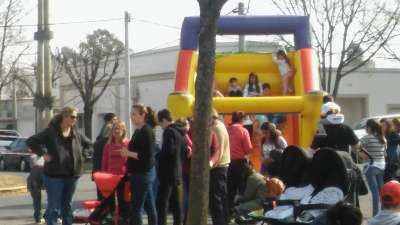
[0,171,373,225]
[0,172,96,225]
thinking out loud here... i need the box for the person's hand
[120,148,138,159]
[43,154,52,162]
[120,148,130,157]
[209,161,214,168]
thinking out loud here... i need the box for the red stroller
[73,172,131,225]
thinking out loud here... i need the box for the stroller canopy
[310,148,352,197]
[280,145,313,188]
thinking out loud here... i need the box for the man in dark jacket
[26,107,92,225]
[92,113,116,199]
[156,109,186,225]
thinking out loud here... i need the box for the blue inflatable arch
[180,16,311,50]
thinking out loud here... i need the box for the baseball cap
[321,102,341,116]
[381,180,400,207]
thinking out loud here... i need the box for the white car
[353,114,400,139]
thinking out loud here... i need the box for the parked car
[0,135,17,150]
[353,114,400,139]
[0,137,31,172]
[0,129,21,137]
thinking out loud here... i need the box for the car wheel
[19,159,28,172]
[0,158,5,171]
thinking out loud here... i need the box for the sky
[19,0,276,53]
[13,0,400,68]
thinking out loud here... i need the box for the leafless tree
[270,0,400,97]
[57,29,124,138]
[0,0,31,98]
[186,1,227,225]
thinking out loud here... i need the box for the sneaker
[35,218,45,224]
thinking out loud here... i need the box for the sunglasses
[70,115,77,119]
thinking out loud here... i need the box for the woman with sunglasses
[27,106,92,225]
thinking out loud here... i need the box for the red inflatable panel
[300,48,317,93]
[175,50,194,92]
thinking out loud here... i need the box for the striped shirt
[360,134,386,166]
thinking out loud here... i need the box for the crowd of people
[22,69,400,225]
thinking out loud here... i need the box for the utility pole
[34,0,45,132]
[124,11,132,136]
[238,2,246,52]
[43,0,53,124]
[12,76,17,130]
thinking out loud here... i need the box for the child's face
[277,54,285,60]
[263,88,271,96]
[230,80,238,88]
[249,75,256,84]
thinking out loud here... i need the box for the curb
[0,185,26,192]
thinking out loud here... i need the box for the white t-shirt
[273,56,291,76]
[243,83,263,97]
[262,136,287,160]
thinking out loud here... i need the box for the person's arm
[243,84,249,97]
[277,136,288,149]
[209,132,220,167]
[242,128,253,155]
[80,133,93,149]
[26,128,51,156]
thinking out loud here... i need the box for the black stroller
[237,147,368,225]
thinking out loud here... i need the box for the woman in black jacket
[121,104,157,225]
[26,106,92,225]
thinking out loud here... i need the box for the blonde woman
[101,119,130,220]
[27,106,92,225]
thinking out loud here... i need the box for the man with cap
[367,180,400,225]
[311,96,359,153]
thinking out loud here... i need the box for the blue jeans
[43,176,79,225]
[129,167,158,225]
[365,166,384,216]
[28,167,44,222]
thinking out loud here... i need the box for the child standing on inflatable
[273,50,293,95]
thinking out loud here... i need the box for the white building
[58,41,400,136]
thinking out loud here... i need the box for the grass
[0,175,27,196]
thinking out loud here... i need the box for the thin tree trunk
[332,69,342,98]
[83,104,93,138]
[186,1,226,225]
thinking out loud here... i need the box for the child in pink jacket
[101,120,130,219]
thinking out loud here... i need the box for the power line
[132,18,181,30]
[0,17,124,28]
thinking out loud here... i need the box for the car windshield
[0,140,12,147]
[353,119,367,130]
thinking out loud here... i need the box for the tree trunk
[186,1,226,225]
[83,104,93,138]
[331,69,342,98]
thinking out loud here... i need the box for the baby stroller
[237,147,367,225]
[235,145,314,224]
[73,172,130,225]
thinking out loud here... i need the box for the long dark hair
[145,106,157,128]
[276,50,291,66]
[260,122,281,145]
[366,119,385,144]
[380,118,395,135]
[247,72,260,93]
